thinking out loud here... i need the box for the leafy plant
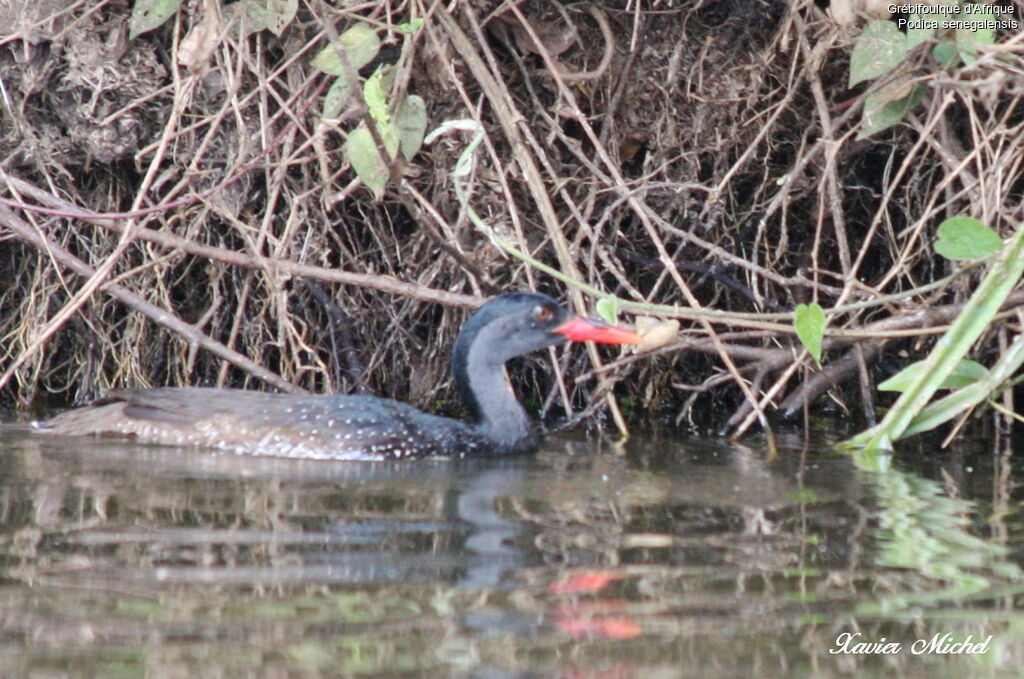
[130,0,299,39]
[312,22,428,198]
[129,0,183,39]
[847,6,999,138]
[841,218,1023,453]
[858,81,923,140]
[849,21,907,87]
[310,23,381,76]
[794,303,826,363]
[596,296,620,325]
[223,0,298,38]
[878,358,988,392]
[933,216,1004,260]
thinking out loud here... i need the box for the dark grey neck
[452,326,538,454]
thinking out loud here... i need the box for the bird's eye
[534,305,552,321]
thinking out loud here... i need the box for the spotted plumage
[35,293,641,460]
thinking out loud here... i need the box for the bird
[33,292,641,461]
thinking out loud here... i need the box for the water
[0,427,1022,677]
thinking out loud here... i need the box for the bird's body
[39,390,499,460]
[34,293,640,460]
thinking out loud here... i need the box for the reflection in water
[1,436,536,588]
[456,468,531,589]
[865,466,1023,612]
[0,428,1021,677]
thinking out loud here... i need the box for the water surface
[1,427,1021,677]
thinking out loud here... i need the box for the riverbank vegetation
[1,0,1021,443]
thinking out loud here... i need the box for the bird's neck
[455,347,537,453]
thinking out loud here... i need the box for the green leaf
[339,23,381,71]
[310,48,341,75]
[359,72,400,161]
[260,0,298,36]
[398,18,424,34]
[397,95,427,159]
[941,359,991,388]
[934,216,1004,260]
[849,21,908,87]
[223,0,298,37]
[596,296,620,325]
[310,23,381,75]
[843,226,1024,451]
[956,10,996,64]
[794,303,826,363]
[363,69,389,125]
[903,335,1024,437]
[933,41,960,67]
[129,0,183,39]
[379,121,400,160]
[346,125,390,199]
[905,14,934,49]
[857,83,922,140]
[879,359,989,392]
[322,76,354,119]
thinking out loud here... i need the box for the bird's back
[36,387,504,461]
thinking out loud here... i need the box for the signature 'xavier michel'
[830,631,993,655]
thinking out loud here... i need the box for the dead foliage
[1,0,1022,436]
